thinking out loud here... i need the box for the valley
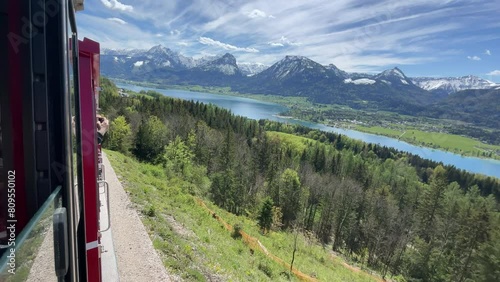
[102,45,500,161]
[97,78,500,281]
[112,78,500,160]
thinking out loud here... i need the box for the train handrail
[98,181,111,232]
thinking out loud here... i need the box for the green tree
[164,136,194,177]
[451,186,494,282]
[108,115,132,154]
[331,179,362,251]
[407,165,448,280]
[279,168,303,228]
[473,214,500,282]
[134,115,168,163]
[99,77,120,111]
[258,198,274,234]
[417,165,448,242]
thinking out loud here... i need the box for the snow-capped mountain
[256,55,330,81]
[325,64,348,78]
[143,45,196,69]
[339,67,416,88]
[411,75,498,95]
[238,62,268,76]
[375,67,415,87]
[197,53,241,75]
[194,55,220,66]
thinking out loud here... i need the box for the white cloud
[177,42,190,46]
[100,0,133,12]
[485,49,491,55]
[170,29,181,36]
[467,55,481,61]
[487,70,500,76]
[269,36,300,47]
[198,37,259,53]
[247,9,267,18]
[78,14,161,50]
[107,18,127,25]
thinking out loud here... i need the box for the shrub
[145,205,156,217]
[231,223,242,239]
[258,262,273,278]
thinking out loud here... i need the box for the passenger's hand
[96,115,109,135]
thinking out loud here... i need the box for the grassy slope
[356,125,500,159]
[267,131,311,153]
[106,150,379,282]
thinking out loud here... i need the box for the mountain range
[102,45,497,95]
[101,45,500,128]
[411,76,498,97]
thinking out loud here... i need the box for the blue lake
[116,82,500,179]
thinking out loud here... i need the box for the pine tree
[258,198,274,234]
[417,165,448,242]
[279,169,303,228]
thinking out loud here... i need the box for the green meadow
[356,125,500,159]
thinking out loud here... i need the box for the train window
[0,187,62,280]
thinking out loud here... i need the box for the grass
[267,131,312,153]
[356,125,500,159]
[106,149,380,281]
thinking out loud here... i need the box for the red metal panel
[78,38,101,282]
[7,0,28,229]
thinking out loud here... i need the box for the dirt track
[103,152,175,282]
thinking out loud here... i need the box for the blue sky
[79,0,500,81]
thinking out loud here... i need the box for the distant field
[106,150,380,282]
[356,126,500,159]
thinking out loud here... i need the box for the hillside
[106,149,380,281]
[423,88,500,128]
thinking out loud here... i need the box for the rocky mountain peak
[376,67,414,86]
[198,53,240,75]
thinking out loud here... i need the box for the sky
[78,0,500,82]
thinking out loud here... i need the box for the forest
[100,77,500,281]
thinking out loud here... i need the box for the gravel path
[103,152,173,282]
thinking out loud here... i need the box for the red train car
[1,0,108,281]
